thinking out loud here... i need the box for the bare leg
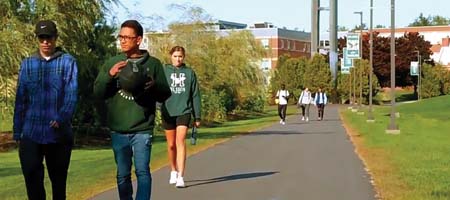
[175,125,188,177]
[165,129,177,171]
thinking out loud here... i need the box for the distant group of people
[13,19,200,200]
[275,84,328,125]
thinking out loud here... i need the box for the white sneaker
[176,176,185,188]
[169,171,178,184]
[281,121,286,125]
[279,119,283,124]
[301,116,305,121]
[306,117,309,122]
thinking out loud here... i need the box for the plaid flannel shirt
[13,50,78,144]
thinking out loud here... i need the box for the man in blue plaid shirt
[13,20,78,200]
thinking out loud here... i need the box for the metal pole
[367,0,374,121]
[353,59,356,108]
[418,53,421,100]
[349,66,353,105]
[387,0,399,133]
[311,0,319,57]
[413,50,420,100]
[359,12,363,111]
[329,0,338,86]
[353,11,363,111]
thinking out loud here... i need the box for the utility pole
[417,51,421,100]
[367,0,375,122]
[386,0,400,134]
[311,0,320,57]
[329,0,338,87]
[354,11,363,112]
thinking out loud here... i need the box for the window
[261,39,270,49]
[280,39,284,49]
[260,59,271,71]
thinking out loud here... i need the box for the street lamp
[367,0,375,122]
[413,50,421,100]
[386,0,400,134]
[353,11,363,112]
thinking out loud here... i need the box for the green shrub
[421,64,441,98]
[201,90,227,122]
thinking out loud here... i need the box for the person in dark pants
[13,20,78,200]
[94,20,171,200]
[276,84,289,125]
[314,87,328,121]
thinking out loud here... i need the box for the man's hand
[109,61,127,77]
[49,120,59,128]
[143,77,155,90]
[194,121,201,128]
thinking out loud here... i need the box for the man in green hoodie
[94,20,170,200]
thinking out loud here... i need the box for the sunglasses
[38,35,55,40]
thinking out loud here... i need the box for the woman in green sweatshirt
[161,46,201,188]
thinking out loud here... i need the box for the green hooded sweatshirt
[161,64,201,121]
[94,51,171,133]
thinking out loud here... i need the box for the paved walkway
[91,104,375,200]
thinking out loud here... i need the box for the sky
[109,0,450,32]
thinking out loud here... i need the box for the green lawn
[0,105,296,200]
[341,95,450,200]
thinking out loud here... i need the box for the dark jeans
[317,104,325,119]
[19,137,72,200]
[278,104,287,121]
[111,131,152,200]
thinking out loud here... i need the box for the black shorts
[161,113,191,130]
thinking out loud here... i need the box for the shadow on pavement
[252,131,336,135]
[185,171,279,187]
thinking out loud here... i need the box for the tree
[338,26,349,31]
[270,54,333,103]
[0,0,119,130]
[270,55,307,101]
[351,24,367,32]
[409,13,450,26]
[337,59,380,104]
[338,31,432,88]
[147,4,267,120]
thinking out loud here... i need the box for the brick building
[217,21,311,71]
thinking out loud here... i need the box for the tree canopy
[0,0,119,125]
[409,13,450,27]
[147,4,267,121]
[338,31,432,88]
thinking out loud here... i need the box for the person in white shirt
[298,87,312,121]
[314,87,328,121]
[276,84,289,125]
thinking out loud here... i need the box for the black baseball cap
[35,20,58,37]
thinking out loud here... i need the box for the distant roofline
[372,25,450,33]
[216,20,247,28]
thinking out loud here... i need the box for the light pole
[414,50,421,100]
[367,0,375,122]
[386,0,399,134]
[354,11,363,112]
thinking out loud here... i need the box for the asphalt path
[91,104,375,200]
